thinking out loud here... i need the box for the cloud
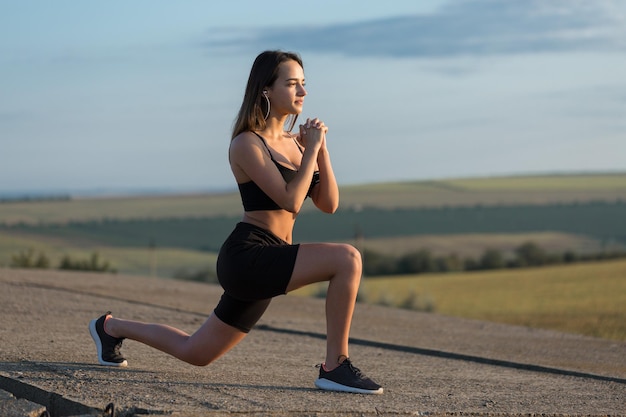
[204,0,626,58]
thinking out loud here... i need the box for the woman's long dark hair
[231,50,303,139]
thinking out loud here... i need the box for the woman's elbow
[316,200,339,214]
[281,199,303,213]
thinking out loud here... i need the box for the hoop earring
[263,92,270,120]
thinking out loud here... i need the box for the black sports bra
[238,132,320,211]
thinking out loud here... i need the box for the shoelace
[316,358,367,379]
[342,360,365,378]
[113,339,124,355]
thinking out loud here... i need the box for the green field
[359,231,603,258]
[0,232,216,278]
[442,173,626,190]
[2,173,626,272]
[2,172,626,225]
[2,173,625,341]
[296,258,626,341]
[3,201,626,255]
[0,192,243,225]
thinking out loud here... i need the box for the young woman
[89,50,383,395]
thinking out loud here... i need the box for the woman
[89,50,382,395]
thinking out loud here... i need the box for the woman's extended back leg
[104,313,247,367]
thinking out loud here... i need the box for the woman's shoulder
[232,130,258,143]
[230,131,266,160]
[231,131,261,149]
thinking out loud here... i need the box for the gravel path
[1,268,624,416]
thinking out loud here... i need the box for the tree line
[362,241,626,276]
[9,249,116,273]
[9,241,626,279]
[3,200,626,254]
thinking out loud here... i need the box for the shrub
[436,253,464,272]
[10,248,50,269]
[398,249,436,274]
[362,249,398,275]
[360,240,626,277]
[58,252,116,273]
[400,291,436,312]
[514,242,548,267]
[480,249,506,270]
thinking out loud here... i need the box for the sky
[1,0,625,196]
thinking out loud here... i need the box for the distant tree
[435,253,464,272]
[479,249,506,270]
[463,258,480,271]
[10,248,50,269]
[514,242,548,267]
[58,252,116,273]
[398,249,435,274]
[359,240,626,278]
[362,249,397,275]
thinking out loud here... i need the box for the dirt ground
[0,268,624,416]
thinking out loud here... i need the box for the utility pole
[149,238,157,277]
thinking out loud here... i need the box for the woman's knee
[182,314,247,366]
[187,353,217,367]
[176,337,215,366]
[182,341,224,367]
[336,243,362,277]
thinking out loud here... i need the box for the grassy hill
[1,173,625,341]
[2,172,626,225]
[295,258,626,341]
[1,172,626,274]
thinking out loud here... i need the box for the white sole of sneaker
[89,319,128,367]
[315,378,383,395]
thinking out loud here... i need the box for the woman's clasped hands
[299,117,328,150]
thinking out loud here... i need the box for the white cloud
[204,0,626,58]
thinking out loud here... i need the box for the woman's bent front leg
[286,242,362,369]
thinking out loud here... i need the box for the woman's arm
[311,138,339,214]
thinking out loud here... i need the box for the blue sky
[1,0,625,195]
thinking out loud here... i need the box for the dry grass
[0,232,216,278]
[0,192,242,225]
[444,173,626,190]
[339,173,626,210]
[3,173,626,340]
[358,231,604,258]
[2,173,626,225]
[296,259,626,341]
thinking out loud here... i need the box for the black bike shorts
[214,222,300,332]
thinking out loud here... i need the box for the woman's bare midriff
[242,210,298,243]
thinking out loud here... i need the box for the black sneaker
[89,311,128,367]
[315,358,383,394]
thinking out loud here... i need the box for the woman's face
[267,59,307,115]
